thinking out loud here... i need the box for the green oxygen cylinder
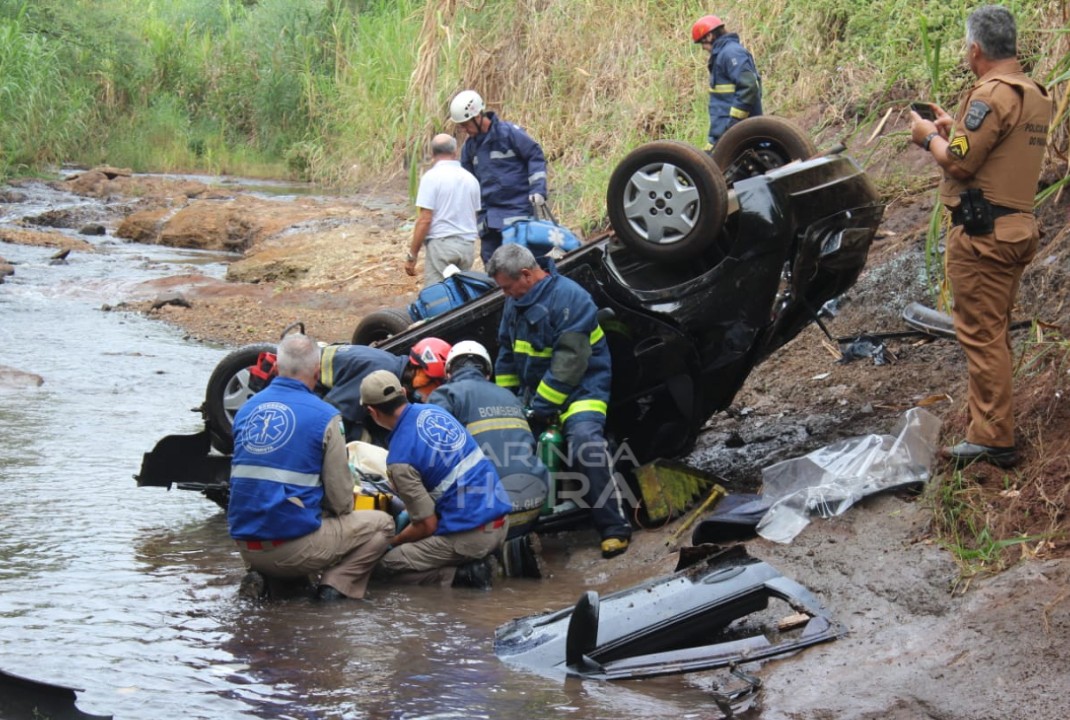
[537,420,564,515]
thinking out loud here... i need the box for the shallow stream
[0,177,740,719]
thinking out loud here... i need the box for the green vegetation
[0,0,1067,232]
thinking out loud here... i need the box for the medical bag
[408,269,496,322]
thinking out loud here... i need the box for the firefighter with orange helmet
[691,13,763,150]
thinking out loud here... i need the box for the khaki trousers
[238,510,394,599]
[946,214,1038,447]
[375,520,507,586]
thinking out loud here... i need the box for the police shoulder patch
[964,100,991,131]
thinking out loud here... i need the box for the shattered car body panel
[137,153,884,504]
[494,545,844,680]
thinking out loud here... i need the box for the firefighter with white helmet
[448,89,548,266]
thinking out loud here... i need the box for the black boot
[451,558,493,589]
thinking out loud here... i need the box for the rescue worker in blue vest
[691,14,763,151]
[318,338,452,446]
[362,369,513,588]
[428,340,549,538]
[486,244,633,559]
[450,90,548,266]
[227,333,395,602]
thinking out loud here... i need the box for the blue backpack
[408,270,496,322]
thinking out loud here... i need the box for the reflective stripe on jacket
[428,365,550,494]
[387,403,512,534]
[227,376,337,540]
[494,258,611,423]
[460,111,548,232]
[707,33,763,144]
[319,344,407,429]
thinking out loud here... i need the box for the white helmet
[446,340,492,375]
[450,90,484,123]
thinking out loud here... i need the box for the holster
[955,188,995,235]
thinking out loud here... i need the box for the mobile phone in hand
[910,102,936,121]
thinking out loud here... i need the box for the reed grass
[0,0,1067,230]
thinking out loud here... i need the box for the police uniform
[939,58,1051,448]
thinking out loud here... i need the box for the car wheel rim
[222,369,256,424]
[621,161,701,245]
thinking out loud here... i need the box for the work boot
[314,584,348,602]
[943,442,1018,469]
[600,537,629,559]
[451,558,493,589]
[238,571,267,602]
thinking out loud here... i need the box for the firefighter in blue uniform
[691,14,763,149]
[486,243,632,558]
[429,340,550,537]
[450,90,548,266]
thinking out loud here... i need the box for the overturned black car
[138,118,885,529]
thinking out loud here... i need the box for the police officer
[449,90,548,266]
[486,243,633,558]
[691,14,763,150]
[910,5,1051,468]
[227,333,394,602]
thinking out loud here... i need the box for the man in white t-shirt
[404,134,481,286]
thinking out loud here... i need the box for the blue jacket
[227,376,339,541]
[319,344,407,441]
[429,364,549,506]
[460,111,548,233]
[706,33,763,144]
[494,258,611,423]
[387,403,512,534]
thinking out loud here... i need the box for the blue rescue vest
[388,403,512,534]
[227,376,340,541]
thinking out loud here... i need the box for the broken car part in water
[494,545,843,681]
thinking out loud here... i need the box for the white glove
[528,193,546,207]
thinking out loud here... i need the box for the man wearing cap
[691,14,763,150]
[227,333,395,602]
[361,369,513,586]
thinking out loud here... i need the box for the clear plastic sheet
[756,407,942,543]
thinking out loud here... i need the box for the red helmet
[691,15,724,43]
[409,337,452,380]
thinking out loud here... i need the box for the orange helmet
[408,337,452,380]
[691,15,724,43]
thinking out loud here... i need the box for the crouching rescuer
[227,333,395,602]
[361,370,513,588]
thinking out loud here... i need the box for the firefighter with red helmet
[691,13,763,150]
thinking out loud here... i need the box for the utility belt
[949,188,1023,235]
[235,539,288,551]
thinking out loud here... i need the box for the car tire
[712,116,818,185]
[607,140,728,262]
[204,342,277,454]
[351,307,411,345]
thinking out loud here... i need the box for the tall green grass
[0,0,1067,231]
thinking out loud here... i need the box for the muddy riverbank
[3,164,1069,718]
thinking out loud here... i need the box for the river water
[0,179,739,719]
